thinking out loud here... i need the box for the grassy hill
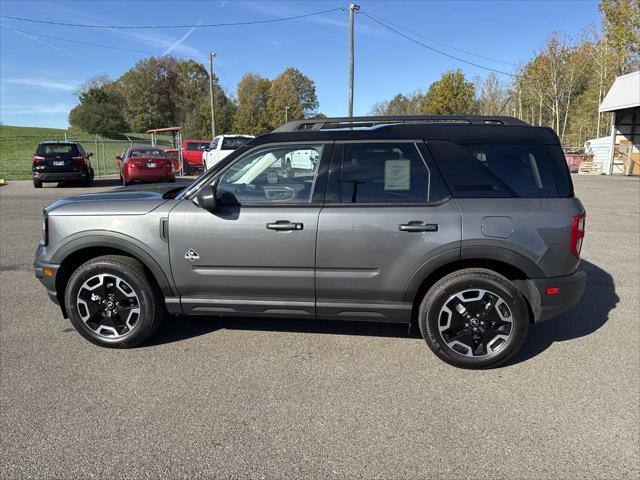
[0,125,171,180]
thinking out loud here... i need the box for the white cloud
[1,104,72,115]
[2,78,79,92]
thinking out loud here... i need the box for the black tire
[121,175,128,187]
[64,255,164,348]
[33,179,42,188]
[418,268,529,369]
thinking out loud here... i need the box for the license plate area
[146,162,157,168]
[53,160,65,166]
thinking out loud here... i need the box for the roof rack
[273,115,528,132]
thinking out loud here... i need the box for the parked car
[181,139,210,174]
[117,147,175,186]
[203,135,254,170]
[164,148,182,173]
[34,115,586,369]
[32,141,94,188]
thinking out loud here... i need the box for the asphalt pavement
[1,175,638,479]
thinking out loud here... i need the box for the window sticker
[384,160,411,190]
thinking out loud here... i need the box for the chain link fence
[0,134,174,180]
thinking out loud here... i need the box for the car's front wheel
[419,269,529,369]
[64,255,164,348]
[33,179,42,188]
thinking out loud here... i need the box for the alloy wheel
[438,289,513,358]
[76,274,141,338]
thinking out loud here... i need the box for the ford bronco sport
[34,116,586,368]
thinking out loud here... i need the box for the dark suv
[34,116,586,368]
[32,141,94,188]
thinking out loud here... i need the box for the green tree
[68,81,128,136]
[266,67,318,128]
[116,56,182,131]
[233,73,272,135]
[421,69,477,114]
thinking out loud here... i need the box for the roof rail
[273,115,529,132]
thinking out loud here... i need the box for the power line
[1,25,238,91]
[0,8,345,29]
[359,10,515,77]
[362,10,516,67]
[0,25,209,59]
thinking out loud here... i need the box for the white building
[598,70,640,175]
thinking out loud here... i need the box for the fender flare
[402,244,544,303]
[52,231,177,298]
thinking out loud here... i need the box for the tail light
[72,156,86,164]
[570,214,586,258]
[32,155,45,164]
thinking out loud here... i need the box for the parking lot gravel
[1,175,638,479]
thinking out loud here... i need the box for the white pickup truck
[203,135,254,170]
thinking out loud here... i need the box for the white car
[203,135,254,170]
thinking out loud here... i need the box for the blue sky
[0,0,599,129]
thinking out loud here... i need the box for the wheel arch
[405,251,542,330]
[53,236,176,317]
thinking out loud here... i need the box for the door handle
[399,221,438,232]
[266,221,304,231]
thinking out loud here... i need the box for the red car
[118,147,175,186]
[181,138,210,174]
[164,148,182,173]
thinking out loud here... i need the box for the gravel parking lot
[1,175,638,479]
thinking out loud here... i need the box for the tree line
[372,0,639,147]
[69,58,319,138]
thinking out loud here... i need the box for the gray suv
[34,116,586,368]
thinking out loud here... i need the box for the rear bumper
[33,170,88,182]
[532,270,586,322]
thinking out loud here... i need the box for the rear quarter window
[428,140,573,198]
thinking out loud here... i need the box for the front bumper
[533,270,586,322]
[34,244,60,306]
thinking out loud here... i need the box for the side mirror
[88,152,94,158]
[195,185,217,212]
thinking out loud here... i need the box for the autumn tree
[421,69,477,114]
[233,73,272,135]
[266,67,318,128]
[370,92,423,115]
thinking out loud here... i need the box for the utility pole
[348,3,359,117]
[208,52,216,139]
[285,105,289,123]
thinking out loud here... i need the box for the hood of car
[45,183,188,216]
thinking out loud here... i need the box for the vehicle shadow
[505,259,617,365]
[146,260,617,366]
[146,314,411,347]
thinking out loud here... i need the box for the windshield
[221,137,253,150]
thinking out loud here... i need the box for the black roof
[250,115,559,147]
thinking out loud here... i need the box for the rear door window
[339,143,430,204]
[428,141,571,198]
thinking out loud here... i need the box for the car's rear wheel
[121,175,128,187]
[419,269,529,369]
[33,179,42,188]
[64,255,164,348]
